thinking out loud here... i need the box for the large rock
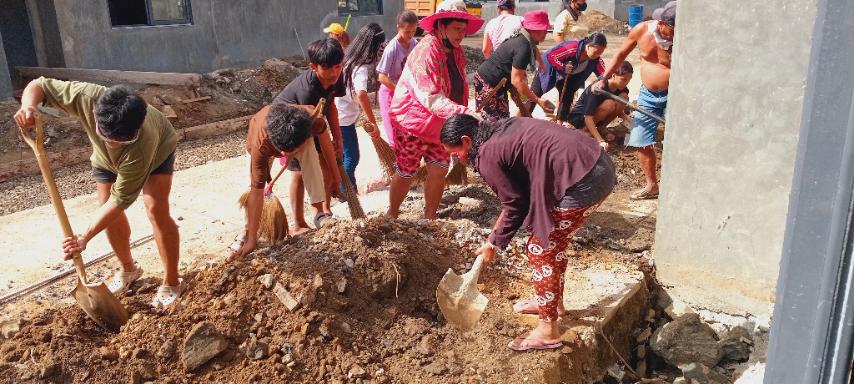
[1,319,22,339]
[718,326,754,362]
[182,322,228,372]
[651,313,722,367]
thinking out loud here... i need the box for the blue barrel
[628,4,644,27]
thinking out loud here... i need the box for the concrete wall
[482,0,665,25]
[45,0,401,73]
[0,30,13,98]
[653,0,818,316]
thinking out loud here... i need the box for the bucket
[628,4,644,27]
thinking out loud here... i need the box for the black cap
[653,1,676,26]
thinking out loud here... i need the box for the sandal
[150,278,184,309]
[630,189,659,200]
[508,332,563,352]
[313,212,333,228]
[106,264,144,294]
[513,297,569,316]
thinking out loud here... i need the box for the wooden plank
[181,96,211,104]
[15,66,202,87]
[179,115,252,141]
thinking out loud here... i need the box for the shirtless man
[599,1,675,200]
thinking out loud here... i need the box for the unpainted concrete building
[0,0,402,98]
[654,0,818,317]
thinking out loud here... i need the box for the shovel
[436,254,489,330]
[19,114,129,332]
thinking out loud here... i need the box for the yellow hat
[323,23,345,34]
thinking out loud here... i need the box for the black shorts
[567,114,586,130]
[92,152,175,183]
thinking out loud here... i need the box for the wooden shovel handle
[466,254,486,285]
[20,114,88,284]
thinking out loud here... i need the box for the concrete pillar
[653,0,818,316]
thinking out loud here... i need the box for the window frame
[107,0,193,28]
[337,0,383,16]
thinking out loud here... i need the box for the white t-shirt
[335,64,370,126]
[484,14,523,49]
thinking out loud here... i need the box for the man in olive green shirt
[14,77,182,308]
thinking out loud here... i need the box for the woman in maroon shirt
[441,114,616,351]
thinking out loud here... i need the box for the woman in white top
[554,0,589,43]
[482,0,524,57]
[336,23,385,190]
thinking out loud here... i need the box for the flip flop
[313,212,333,228]
[507,332,563,352]
[513,297,569,316]
[150,278,184,309]
[630,190,659,200]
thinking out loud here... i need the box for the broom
[413,78,509,186]
[237,99,326,243]
[361,120,397,179]
[550,62,575,123]
[337,160,366,219]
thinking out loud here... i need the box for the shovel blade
[71,281,128,332]
[436,268,489,330]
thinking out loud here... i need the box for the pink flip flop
[508,332,563,352]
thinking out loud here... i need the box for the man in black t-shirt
[474,10,555,122]
[568,61,633,150]
[273,38,346,234]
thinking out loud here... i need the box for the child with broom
[336,23,386,192]
[273,38,347,233]
[230,104,320,260]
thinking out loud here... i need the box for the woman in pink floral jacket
[386,6,483,220]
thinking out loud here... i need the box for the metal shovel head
[437,267,488,330]
[71,279,129,332]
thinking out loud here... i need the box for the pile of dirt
[202,58,306,107]
[0,101,87,165]
[462,46,485,75]
[584,10,628,35]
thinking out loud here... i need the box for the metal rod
[0,235,155,305]
[293,27,307,62]
[593,88,666,124]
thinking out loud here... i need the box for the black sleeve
[511,39,533,70]
[273,88,296,105]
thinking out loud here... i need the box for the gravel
[0,132,246,216]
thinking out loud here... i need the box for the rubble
[258,274,276,289]
[0,319,22,339]
[651,313,722,367]
[182,322,229,372]
[718,326,753,362]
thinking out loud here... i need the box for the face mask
[575,2,588,11]
[442,37,455,49]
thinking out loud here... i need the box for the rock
[340,322,352,334]
[128,370,143,384]
[680,362,710,383]
[424,361,448,375]
[718,326,753,362]
[605,364,625,382]
[337,278,347,294]
[416,336,434,356]
[665,299,696,319]
[262,58,300,79]
[282,353,294,364]
[273,283,301,312]
[157,340,177,359]
[344,259,355,268]
[651,313,722,367]
[182,322,229,372]
[348,364,367,379]
[132,347,149,359]
[244,336,269,360]
[1,320,21,339]
[99,346,119,361]
[38,361,59,379]
[258,274,276,289]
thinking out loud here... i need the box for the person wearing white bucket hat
[385,3,484,220]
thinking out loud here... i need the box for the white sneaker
[150,278,184,309]
[106,264,144,294]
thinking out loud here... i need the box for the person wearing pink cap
[386,7,483,220]
[474,10,555,122]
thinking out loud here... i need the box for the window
[108,0,192,27]
[338,0,382,16]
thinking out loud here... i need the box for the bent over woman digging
[440,114,616,351]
